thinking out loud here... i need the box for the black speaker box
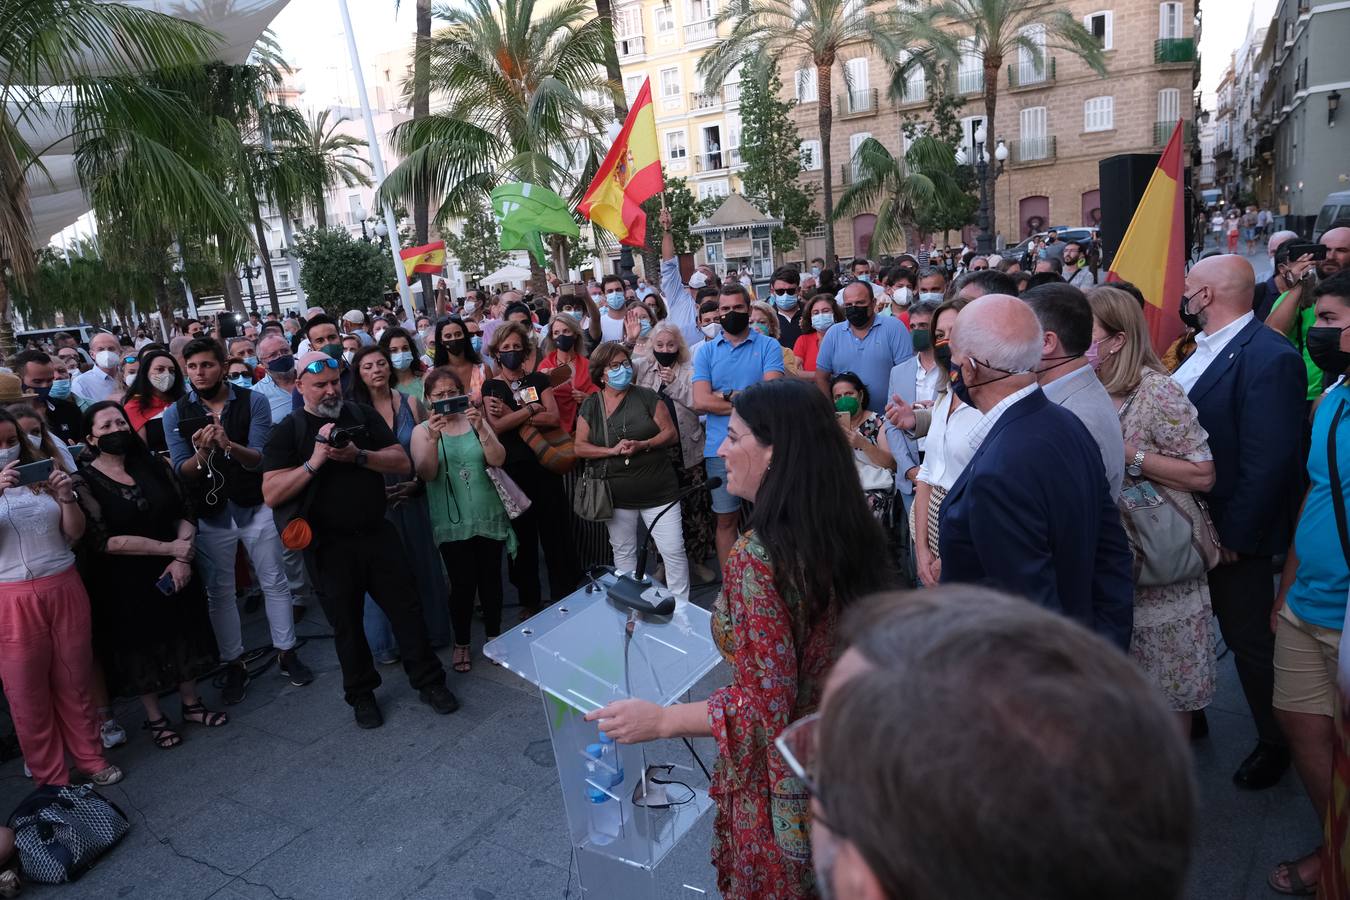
[1098,154,1195,268]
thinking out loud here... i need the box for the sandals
[143,716,182,750]
[452,645,472,673]
[1268,853,1320,896]
[181,701,229,728]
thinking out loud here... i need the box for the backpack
[7,784,130,883]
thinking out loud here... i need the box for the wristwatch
[355,449,369,468]
[1126,449,1146,477]
[721,390,734,403]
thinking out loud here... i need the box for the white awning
[480,264,533,286]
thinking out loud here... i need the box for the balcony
[836,88,878,118]
[896,79,926,107]
[1154,37,1196,64]
[840,163,859,186]
[696,151,729,174]
[616,34,645,58]
[684,18,717,43]
[1153,119,1195,146]
[723,82,741,105]
[690,90,721,112]
[1007,136,1057,167]
[1008,57,1055,90]
[957,69,984,95]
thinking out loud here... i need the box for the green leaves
[737,57,820,255]
[293,227,395,311]
[834,135,968,254]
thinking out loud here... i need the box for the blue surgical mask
[390,351,414,370]
[605,291,626,311]
[638,319,652,337]
[229,376,252,390]
[919,291,943,304]
[606,363,634,390]
[811,266,821,277]
[243,355,259,368]
[858,274,871,283]
[470,335,483,353]
[811,312,834,332]
[772,292,797,310]
[48,379,72,401]
[751,322,770,335]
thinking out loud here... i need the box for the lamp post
[241,255,262,316]
[955,125,1008,255]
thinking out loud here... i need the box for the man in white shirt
[71,332,123,408]
[835,257,886,303]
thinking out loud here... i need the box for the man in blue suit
[1173,253,1307,790]
[938,294,1133,650]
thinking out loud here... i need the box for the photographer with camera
[164,338,311,705]
[262,351,457,729]
[1265,226,1350,402]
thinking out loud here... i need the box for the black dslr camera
[324,425,367,450]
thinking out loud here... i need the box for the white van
[1313,191,1350,241]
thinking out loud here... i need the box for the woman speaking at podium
[586,378,891,898]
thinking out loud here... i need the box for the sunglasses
[302,357,341,376]
[773,288,798,296]
[122,355,138,365]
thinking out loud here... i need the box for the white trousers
[606,503,689,604]
[195,510,296,660]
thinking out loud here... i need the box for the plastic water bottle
[585,762,621,845]
[597,731,624,787]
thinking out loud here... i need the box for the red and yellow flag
[400,240,446,277]
[578,78,663,248]
[1107,121,1187,354]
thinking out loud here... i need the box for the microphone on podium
[606,476,723,616]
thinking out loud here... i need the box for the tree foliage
[833,135,968,254]
[900,77,977,240]
[293,228,393,312]
[446,198,506,281]
[737,58,820,255]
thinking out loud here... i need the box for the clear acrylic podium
[485,573,723,898]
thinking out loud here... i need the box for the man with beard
[262,351,457,729]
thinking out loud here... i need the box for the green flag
[490,182,580,267]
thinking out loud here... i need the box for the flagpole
[336,0,416,325]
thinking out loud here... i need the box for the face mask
[0,446,19,466]
[554,334,576,353]
[463,301,477,315]
[390,351,414,371]
[498,349,526,371]
[96,430,137,457]
[266,355,295,374]
[637,319,652,338]
[1307,326,1350,373]
[149,371,177,393]
[29,384,50,400]
[720,310,750,336]
[934,340,952,369]
[1085,340,1102,371]
[320,341,343,360]
[229,376,253,390]
[48,379,71,401]
[123,372,138,387]
[772,291,797,310]
[373,329,387,341]
[470,335,483,353]
[605,291,625,311]
[918,291,943,304]
[243,355,259,368]
[653,349,679,367]
[844,305,871,328]
[95,349,119,370]
[811,313,834,333]
[911,328,932,353]
[442,338,468,357]
[606,363,634,390]
[834,395,860,415]
[1178,289,1204,330]
[342,350,355,365]
[811,266,821,278]
[701,322,722,340]
[948,360,974,407]
[24,433,41,449]
[857,274,871,283]
[893,286,913,308]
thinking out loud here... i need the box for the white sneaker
[100,718,128,749]
[21,762,29,778]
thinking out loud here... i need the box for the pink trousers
[0,567,107,785]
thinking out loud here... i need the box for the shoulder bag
[1326,399,1350,568]
[573,396,614,522]
[512,379,576,474]
[8,784,130,883]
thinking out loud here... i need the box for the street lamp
[241,254,262,315]
[968,124,1007,255]
[1329,89,1341,128]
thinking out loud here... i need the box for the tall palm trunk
[0,277,15,358]
[594,0,628,120]
[217,227,247,315]
[413,0,434,311]
[250,197,281,316]
[981,57,1001,244]
[817,59,835,265]
[314,191,327,231]
[153,276,174,341]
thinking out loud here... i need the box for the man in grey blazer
[1021,283,1124,497]
[884,300,943,514]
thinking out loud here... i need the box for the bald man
[1254,229,1301,321]
[937,295,1133,649]
[1319,225,1350,279]
[1174,253,1307,790]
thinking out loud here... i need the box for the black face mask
[443,338,467,357]
[720,310,750,336]
[266,354,295,374]
[934,340,952,369]
[197,378,226,399]
[844,305,872,328]
[911,328,931,353]
[1307,326,1350,373]
[96,431,138,457]
[553,334,576,353]
[653,350,679,367]
[1179,289,1205,330]
[497,349,527,372]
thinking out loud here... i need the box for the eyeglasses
[302,357,341,375]
[122,355,138,365]
[772,288,798,296]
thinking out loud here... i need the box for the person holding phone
[0,407,122,787]
[411,368,515,672]
[78,402,224,749]
[8,403,77,473]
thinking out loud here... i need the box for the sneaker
[221,660,250,705]
[418,684,459,715]
[100,718,128,749]
[352,694,383,729]
[75,764,124,787]
[277,649,314,686]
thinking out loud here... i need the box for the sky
[1198,0,1278,106]
[267,0,423,107]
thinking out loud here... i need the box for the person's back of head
[812,587,1194,900]
[1025,270,1065,291]
[1021,282,1093,355]
[952,269,1017,300]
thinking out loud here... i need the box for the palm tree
[698,0,903,264]
[1,0,225,350]
[296,110,372,230]
[897,0,1106,244]
[833,134,966,254]
[379,0,613,284]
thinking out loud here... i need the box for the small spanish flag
[578,78,663,248]
[1106,121,1187,354]
[400,241,447,277]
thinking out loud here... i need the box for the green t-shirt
[579,386,680,510]
[1269,289,1323,401]
[424,426,517,554]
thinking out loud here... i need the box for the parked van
[1313,191,1350,241]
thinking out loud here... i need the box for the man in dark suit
[938,294,1133,651]
[1172,253,1308,789]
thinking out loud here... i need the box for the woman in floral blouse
[586,379,891,899]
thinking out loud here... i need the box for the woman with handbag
[411,368,516,672]
[1088,286,1218,732]
[575,341,689,605]
[482,322,581,618]
[829,372,896,522]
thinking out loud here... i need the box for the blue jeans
[362,595,399,662]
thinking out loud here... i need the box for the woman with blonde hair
[1086,284,1217,732]
[749,301,801,375]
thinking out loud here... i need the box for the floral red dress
[707,531,837,899]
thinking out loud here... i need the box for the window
[277,268,291,290]
[697,180,729,202]
[1158,2,1182,39]
[1084,11,1113,50]
[614,6,642,37]
[796,67,818,102]
[1083,96,1114,132]
[800,139,821,171]
[726,112,742,166]
[845,58,870,110]
[897,51,925,103]
[849,131,871,179]
[957,40,983,94]
[346,193,363,225]
[1017,24,1047,85]
[655,7,673,32]
[1019,106,1047,160]
[625,74,645,104]
[686,0,714,20]
[659,67,681,98]
[1157,87,1180,123]
[665,130,687,161]
[704,235,724,267]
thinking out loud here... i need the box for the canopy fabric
[480,264,533,286]
[23,0,292,244]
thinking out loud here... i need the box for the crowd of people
[0,217,1348,898]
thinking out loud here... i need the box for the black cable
[681,737,712,783]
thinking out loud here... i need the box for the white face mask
[0,446,19,466]
[343,350,355,365]
[463,301,477,315]
[24,433,41,449]
[701,322,722,340]
[95,349,119,370]
[124,372,138,387]
[149,372,176,393]
[893,286,913,308]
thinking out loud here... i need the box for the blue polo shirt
[1287,382,1350,629]
[693,329,785,457]
[816,315,913,413]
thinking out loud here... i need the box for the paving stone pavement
[0,589,1321,898]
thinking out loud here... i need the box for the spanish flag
[1106,120,1187,354]
[578,78,663,248]
[400,241,446,277]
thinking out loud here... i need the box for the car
[1006,227,1096,258]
